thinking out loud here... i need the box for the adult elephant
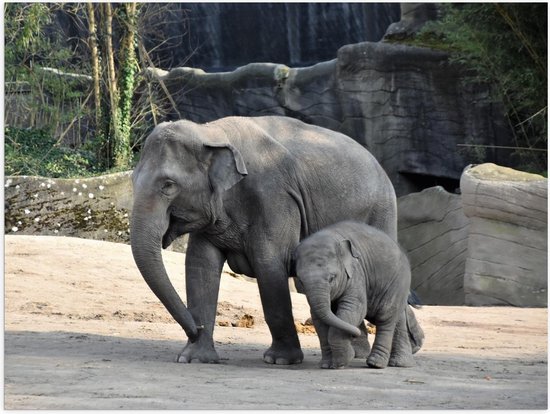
[130,115,397,365]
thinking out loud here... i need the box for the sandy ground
[4,235,548,410]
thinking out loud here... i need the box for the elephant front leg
[351,321,371,359]
[327,327,354,369]
[322,296,365,368]
[310,314,332,368]
[178,236,224,363]
[327,302,363,368]
[257,270,303,365]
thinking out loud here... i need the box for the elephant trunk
[307,287,361,337]
[130,209,198,341]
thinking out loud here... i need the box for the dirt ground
[4,235,548,410]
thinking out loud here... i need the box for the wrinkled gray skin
[130,115,397,365]
[294,221,424,369]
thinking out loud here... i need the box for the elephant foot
[329,341,354,368]
[319,357,347,369]
[263,341,304,365]
[366,351,390,369]
[177,337,220,364]
[388,352,415,368]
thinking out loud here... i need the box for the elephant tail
[406,304,425,354]
[407,289,422,309]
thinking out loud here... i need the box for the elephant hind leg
[367,193,398,242]
[388,310,416,368]
[366,321,397,369]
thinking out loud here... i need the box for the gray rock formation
[5,173,133,244]
[149,40,514,196]
[461,163,548,307]
[398,186,470,305]
[383,3,440,40]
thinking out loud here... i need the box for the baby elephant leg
[366,320,397,369]
[310,314,332,369]
[328,326,355,369]
[351,321,371,358]
[388,310,416,367]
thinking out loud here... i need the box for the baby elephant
[294,221,423,369]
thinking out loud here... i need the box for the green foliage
[5,3,93,157]
[4,3,52,71]
[5,3,144,175]
[5,127,98,178]
[414,4,547,172]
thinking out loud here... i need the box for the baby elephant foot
[388,352,416,368]
[320,358,332,369]
[366,350,390,369]
[263,341,304,365]
[177,339,220,363]
[329,341,355,369]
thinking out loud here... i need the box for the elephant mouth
[162,213,186,249]
[161,231,177,249]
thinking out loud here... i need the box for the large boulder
[398,186,470,305]
[461,164,548,307]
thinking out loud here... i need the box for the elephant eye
[161,179,177,195]
[328,273,337,283]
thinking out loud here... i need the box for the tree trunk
[99,2,118,168]
[86,3,101,132]
[114,2,139,169]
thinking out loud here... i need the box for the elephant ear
[340,239,360,279]
[204,142,248,192]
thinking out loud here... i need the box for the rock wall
[146,3,401,71]
[398,186,469,305]
[5,173,133,244]
[149,41,514,196]
[4,173,191,252]
[461,164,548,307]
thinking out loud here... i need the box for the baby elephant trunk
[308,292,361,337]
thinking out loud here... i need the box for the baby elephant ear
[204,143,248,192]
[340,239,360,279]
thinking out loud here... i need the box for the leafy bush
[414,4,547,173]
[5,127,98,178]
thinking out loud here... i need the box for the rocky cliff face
[149,41,514,196]
[141,3,400,71]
